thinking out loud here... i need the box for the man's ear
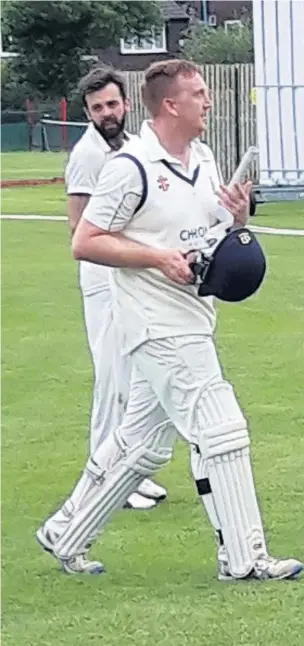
[84,107,90,121]
[124,98,131,114]
[163,98,179,118]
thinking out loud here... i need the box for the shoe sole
[37,529,105,575]
[123,500,157,510]
[142,494,167,502]
[136,488,167,502]
[60,561,105,575]
[138,491,167,501]
[137,481,167,501]
[219,563,304,582]
[275,563,304,580]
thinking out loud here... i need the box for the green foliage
[1,0,162,97]
[1,61,33,116]
[182,20,254,64]
[1,60,9,84]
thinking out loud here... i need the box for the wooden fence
[124,64,257,182]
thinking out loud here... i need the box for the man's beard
[93,115,126,150]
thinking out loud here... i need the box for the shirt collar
[88,122,131,153]
[139,120,211,165]
[88,122,111,153]
[140,120,181,163]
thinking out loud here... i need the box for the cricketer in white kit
[36,67,167,565]
[51,60,303,579]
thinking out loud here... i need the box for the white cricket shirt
[83,120,222,352]
[65,122,132,295]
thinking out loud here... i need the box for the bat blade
[228,146,259,187]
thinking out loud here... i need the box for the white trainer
[253,555,303,580]
[124,492,157,510]
[36,525,104,575]
[218,550,304,581]
[57,554,105,575]
[137,478,167,501]
[217,545,231,581]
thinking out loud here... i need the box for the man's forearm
[68,195,90,235]
[72,228,164,270]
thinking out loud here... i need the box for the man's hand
[217,180,252,227]
[156,249,194,285]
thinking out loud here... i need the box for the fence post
[25,98,33,151]
[60,97,67,150]
[234,65,241,169]
[41,113,50,151]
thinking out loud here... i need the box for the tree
[1,0,163,97]
[1,62,31,113]
[182,20,254,65]
[1,59,35,117]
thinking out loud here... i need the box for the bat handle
[228,146,259,188]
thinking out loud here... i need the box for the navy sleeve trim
[116,153,148,214]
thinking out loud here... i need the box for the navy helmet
[190,227,266,303]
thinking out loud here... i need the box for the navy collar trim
[161,160,200,186]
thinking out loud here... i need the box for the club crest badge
[238,231,252,245]
[157,175,170,191]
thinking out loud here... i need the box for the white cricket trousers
[119,334,227,447]
[81,272,131,455]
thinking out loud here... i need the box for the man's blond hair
[141,59,202,117]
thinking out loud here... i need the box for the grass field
[1,151,304,228]
[1,151,67,180]
[2,153,304,646]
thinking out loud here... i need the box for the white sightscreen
[253,0,304,185]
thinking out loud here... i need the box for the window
[120,26,167,55]
[81,54,98,62]
[0,31,19,58]
[208,14,217,27]
[224,20,243,33]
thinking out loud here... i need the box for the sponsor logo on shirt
[179,226,208,242]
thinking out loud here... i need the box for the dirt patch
[1,177,64,188]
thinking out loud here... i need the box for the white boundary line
[1,215,68,221]
[1,214,304,236]
[250,225,304,237]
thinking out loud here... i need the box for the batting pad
[196,381,266,578]
[208,449,266,577]
[55,422,174,559]
[191,445,222,533]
